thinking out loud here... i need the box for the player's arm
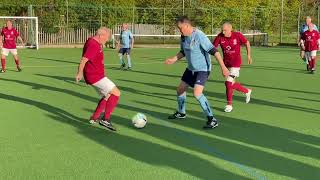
[130,33,134,49]
[17,36,24,45]
[300,34,306,50]
[0,35,3,47]
[165,51,185,65]
[76,57,89,83]
[201,35,229,77]
[245,41,252,64]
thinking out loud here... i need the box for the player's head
[6,20,13,29]
[176,16,193,36]
[222,22,233,37]
[121,23,128,31]
[306,16,312,25]
[95,27,111,44]
[308,23,314,31]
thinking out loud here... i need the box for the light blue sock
[177,93,186,114]
[120,55,124,65]
[127,55,132,68]
[195,94,213,117]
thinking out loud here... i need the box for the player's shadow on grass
[120,79,320,115]
[0,92,249,180]
[26,56,79,65]
[84,103,320,180]
[2,77,320,179]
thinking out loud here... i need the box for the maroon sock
[311,57,316,70]
[1,58,5,70]
[104,94,120,121]
[15,59,20,66]
[225,81,233,105]
[233,82,249,94]
[91,98,107,120]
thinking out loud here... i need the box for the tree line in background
[0,0,318,39]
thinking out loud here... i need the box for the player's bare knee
[111,87,121,96]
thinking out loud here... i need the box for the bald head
[95,27,111,44]
[222,22,233,37]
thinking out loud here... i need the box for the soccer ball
[132,113,147,128]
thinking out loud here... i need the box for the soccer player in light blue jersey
[299,16,318,69]
[117,23,134,70]
[165,16,229,129]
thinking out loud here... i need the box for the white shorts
[1,48,18,56]
[305,51,317,60]
[227,67,240,82]
[92,77,116,96]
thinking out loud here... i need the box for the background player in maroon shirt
[0,20,24,73]
[300,23,320,73]
[76,27,120,131]
[213,22,252,113]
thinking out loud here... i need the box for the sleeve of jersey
[179,36,185,56]
[239,33,248,44]
[200,34,217,55]
[83,44,98,61]
[212,36,220,49]
[15,29,20,37]
[129,32,133,39]
[314,25,319,32]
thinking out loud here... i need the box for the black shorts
[181,68,210,88]
[119,48,131,55]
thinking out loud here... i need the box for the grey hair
[96,27,110,35]
[222,22,233,29]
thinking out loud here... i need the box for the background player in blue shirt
[165,16,229,129]
[299,16,318,67]
[117,23,134,70]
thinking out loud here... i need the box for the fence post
[239,8,242,32]
[163,8,166,44]
[318,6,320,28]
[297,5,301,44]
[280,0,284,43]
[211,8,214,34]
[132,7,135,33]
[100,6,103,27]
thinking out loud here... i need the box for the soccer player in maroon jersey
[0,20,24,73]
[76,27,120,131]
[300,23,320,74]
[213,22,252,113]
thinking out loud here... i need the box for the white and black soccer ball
[132,113,147,128]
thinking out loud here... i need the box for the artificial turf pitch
[0,47,319,180]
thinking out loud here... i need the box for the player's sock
[195,94,213,117]
[177,93,186,114]
[104,94,120,121]
[225,81,233,105]
[120,55,124,65]
[14,59,20,66]
[1,58,6,70]
[311,57,316,70]
[127,55,132,68]
[91,98,107,120]
[233,82,249,94]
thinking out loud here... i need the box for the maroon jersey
[1,27,19,49]
[302,30,319,51]
[213,32,248,68]
[82,38,105,85]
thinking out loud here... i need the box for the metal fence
[0,3,319,46]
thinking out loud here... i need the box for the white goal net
[0,16,39,49]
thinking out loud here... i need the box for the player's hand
[221,67,229,78]
[75,73,83,83]
[164,57,177,65]
[248,56,253,65]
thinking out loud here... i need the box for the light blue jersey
[120,30,133,48]
[180,29,215,72]
[300,24,318,35]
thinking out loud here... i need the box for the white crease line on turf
[5,61,164,68]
